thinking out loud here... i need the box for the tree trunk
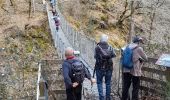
[32,0,35,15]
[29,0,31,18]
[127,0,134,43]
[117,0,128,26]
[9,0,13,6]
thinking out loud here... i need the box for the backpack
[55,19,60,26]
[97,45,113,68]
[67,60,86,83]
[122,46,138,69]
[98,45,112,59]
[53,16,60,26]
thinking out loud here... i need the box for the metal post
[59,39,62,59]
[62,42,65,59]
[54,31,57,48]
[39,79,45,98]
[75,32,78,49]
[36,63,41,100]
[67,25,70,40]
[66,22,68,38]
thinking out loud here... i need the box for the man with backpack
[62,47,95,100]
[121,36,148,100]
[94,34,116,100]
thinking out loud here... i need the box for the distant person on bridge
[62,47,96,100]
[52,14,60,32]
[50,0,56,9]
[94,34,116,100]
[52,8,57,16]
[121,36,148,100]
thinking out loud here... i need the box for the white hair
[65,47,73,51]
[100,34,109,42]
[65,47,74,57]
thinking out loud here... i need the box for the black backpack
[98,44,112,60]
[97,45,113,68]
[67,60,86,83]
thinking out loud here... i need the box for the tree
[147,0,165,46]
[9,0,13,6]
[116,0,143,27]
[28,0,31,18]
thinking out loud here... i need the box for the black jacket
[94,42,116,70]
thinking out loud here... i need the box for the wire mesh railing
[55,3,97,68]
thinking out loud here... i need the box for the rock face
[0,0,56,99]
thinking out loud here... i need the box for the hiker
[62,47,96,100]
[94,34,116,100]
[121,36,148,100]
[50,0,56,9]
[52,14,60,32]
[52,8,57,16]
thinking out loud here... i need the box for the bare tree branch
[1,4,9,13]
[10,0,13,6]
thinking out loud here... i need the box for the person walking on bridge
[62,47,96,100]
[52,14,60,32]
[121,36,148,100]
[94,34,116,100]
[50,0,56,9]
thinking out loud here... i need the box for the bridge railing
[36,63,41,100]
[36,62,48,100]
[41,59,66,100]
[140,58,170,99]
[56,3,96,67]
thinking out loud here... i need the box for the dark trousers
[66,84,82,100]
[122,73,140,100]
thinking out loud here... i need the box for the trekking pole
[92,68,96,78]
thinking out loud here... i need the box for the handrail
[36,62,41,100]
[55,2,96,68]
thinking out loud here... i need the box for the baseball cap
[133,36,144,44]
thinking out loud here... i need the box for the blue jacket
[62,57,91,89]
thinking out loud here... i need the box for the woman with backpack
[121,36,148,100]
